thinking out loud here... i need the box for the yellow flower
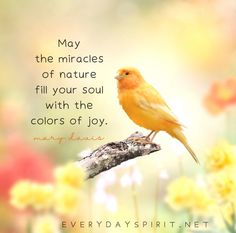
[10,180,33,209]
[166,177,196,211]
[10,181,54,210]
[190,189,214,215]
[54,162,85,189]
[205,141,236,173]
[32,214,60,233]
[210,171,236,202]
[54,185,81,215]
[166,176,213,215]
[31,183,54,210]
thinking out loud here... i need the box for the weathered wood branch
[77,132,161,179]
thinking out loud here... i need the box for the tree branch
[77,132,161,179]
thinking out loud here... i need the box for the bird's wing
[136,83,183,127]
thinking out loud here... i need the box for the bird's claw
[128,136,152,144]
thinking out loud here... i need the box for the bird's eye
[125,72,129,75]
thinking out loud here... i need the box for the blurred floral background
[1,0,236,232]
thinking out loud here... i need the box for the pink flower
[204,78,236,115]
[0,134,54,200]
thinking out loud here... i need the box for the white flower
[120,167,143,187]
[105,195,117,213]
[120,174,132,187]
[132,168,143,185]
[93,170,117,213]
[93,190,117,213]
[159,169,169,180]
[94,190,107,204]
[104,170,117,185]
[95,170,117,191]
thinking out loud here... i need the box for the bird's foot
[128,136,153,145]
[144,131,157,142]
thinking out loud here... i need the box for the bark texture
[77,132,161,179]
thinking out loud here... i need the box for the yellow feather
[117,67,199,164]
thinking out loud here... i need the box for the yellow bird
[115,67,199,164]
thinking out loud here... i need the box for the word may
[58,39,80,49]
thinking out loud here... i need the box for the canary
[115,67,199,164]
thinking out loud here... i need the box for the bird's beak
[115,74,123,80]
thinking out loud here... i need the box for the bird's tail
[171,128,199,164]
